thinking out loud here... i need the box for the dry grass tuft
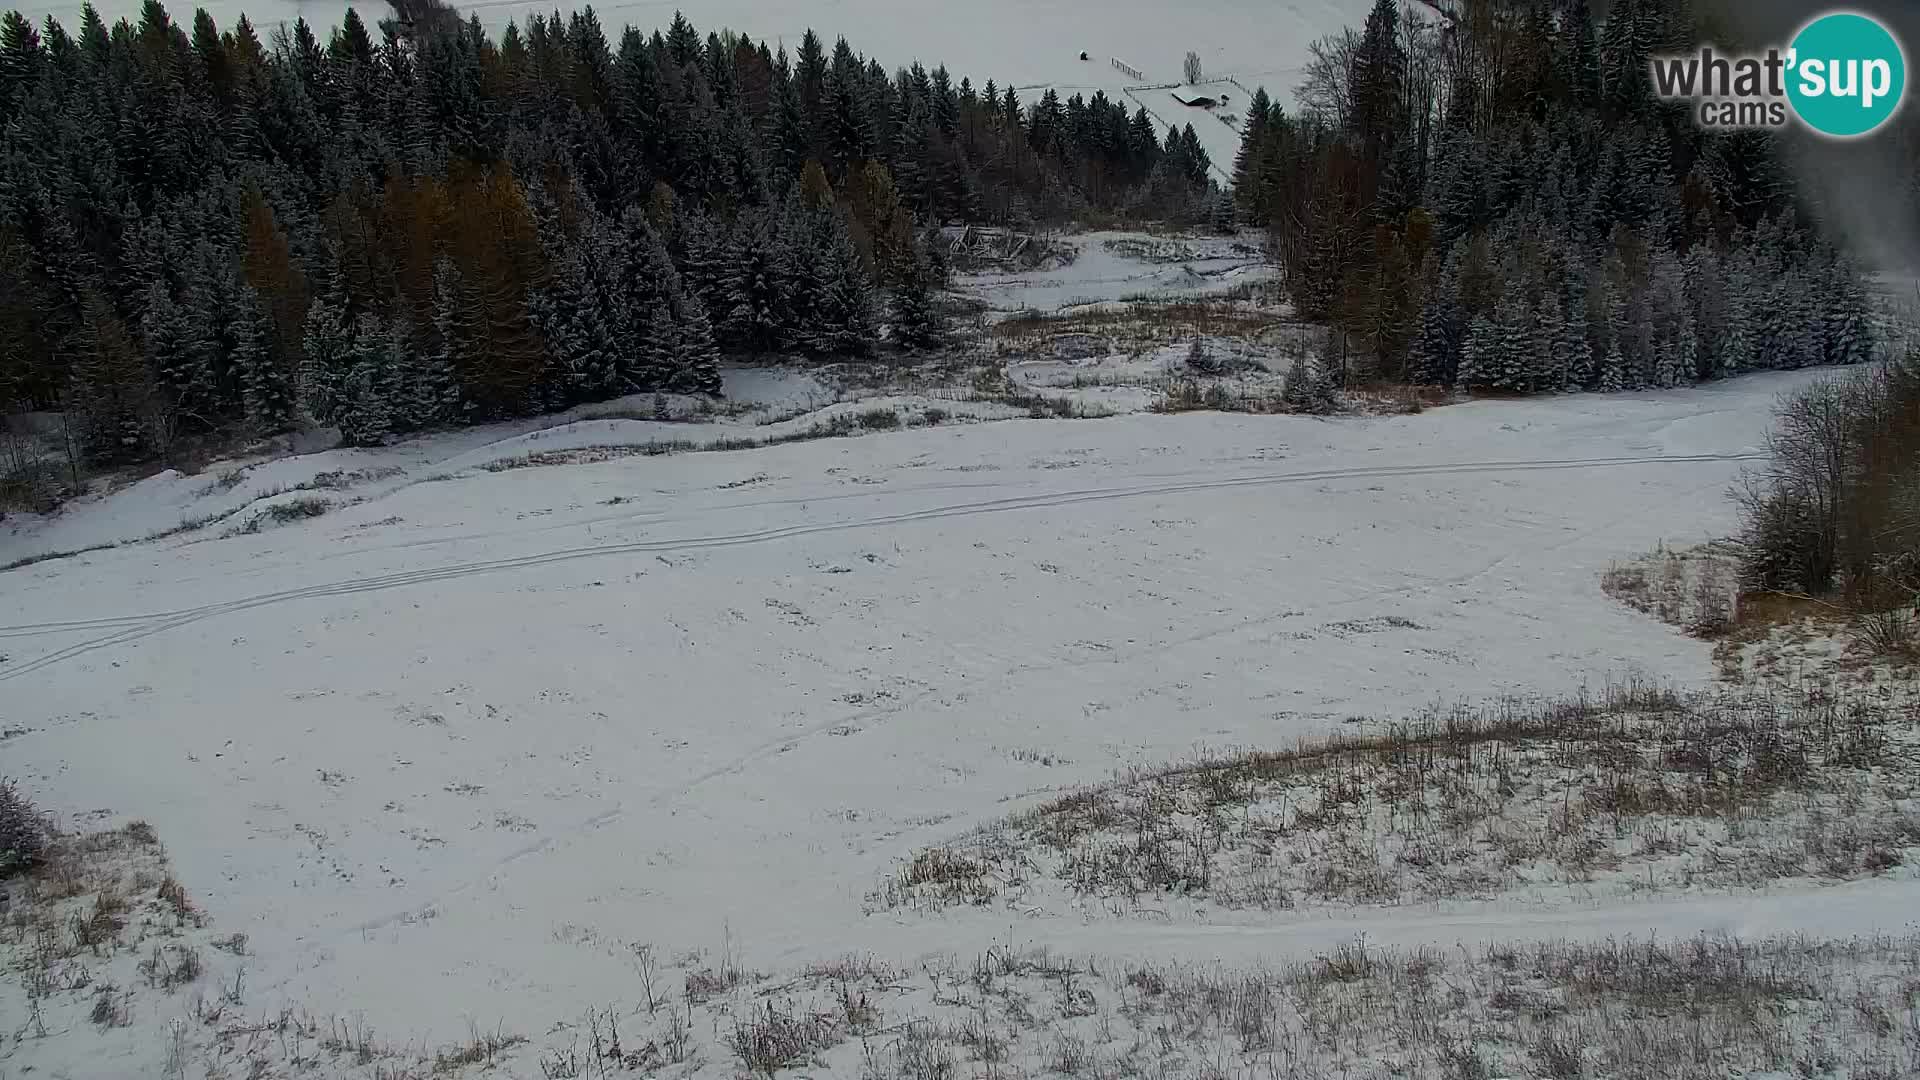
[877,682,1920,915]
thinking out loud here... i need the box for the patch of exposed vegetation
[1603,541,1741,638]
[875,683,1920,915]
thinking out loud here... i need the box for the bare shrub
[140,943,204,990]
[1737,362,1920,650]
[1851,608,1918,657]
[157,876,200,924]
[70,887,128,953]
[729,1000,839,1076]
[433,1023,525,1071]
[881,684,1920,913]
[89,986,130,1028]
[862,1019,956,1080]
[856,407,902,431]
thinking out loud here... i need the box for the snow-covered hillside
[9,369,1904,1079]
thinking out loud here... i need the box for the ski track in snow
[8,371,1917,1050]
[314,448,1746,962]
[0,451,1761,678]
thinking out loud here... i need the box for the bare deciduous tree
[1294,30,1359,130]
[1738,361,1920,617]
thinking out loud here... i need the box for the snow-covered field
[12,367,1920,1080]
[30,0,1390,182]
[961,232,1276,317]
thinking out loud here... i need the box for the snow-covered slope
[6,370,1891,1067]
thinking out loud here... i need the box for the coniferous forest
[1235,0,1880,394]
[0,0,1888,480]
[0,0,1217,463]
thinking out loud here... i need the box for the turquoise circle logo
[1787,11,1907,138]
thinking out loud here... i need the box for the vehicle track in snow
[0,451,1762,682]
[289,458,1744,951]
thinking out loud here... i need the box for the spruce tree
[299,296,353,426]
[429,256,472,418]
[1825,259,1876,366]
[235,287,294,432]
[674,289,724,394]
[1230,87,1271,203]
[335,312,393,446]
[1559,279,1595,391]
[1675,312,1700,389]
[888,251,943,351]
[1597,341,1627,393]
[1282,349,1337,414]
[141,281,210,417]
[725,210,789,353]
[811,229,877,356]
[1455,313,1497,392]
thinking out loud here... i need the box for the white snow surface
[0,365,840,562]
[961,231,1276,316]
[8,368,1919,1068]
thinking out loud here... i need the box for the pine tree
[1675,311,1700,388]
[1230,86,1271,204]
[1560,278,1595,391]
[427,256,472,420]
[1532,293,1564,393]
[528,255,619,403]
[673,289,724,394]
[1347,0,1406,163]
[888,251,943,351]
[1282,349,1337,414]
[1408,253,1462,386]
[1825,258,1876,366]
[141,281,210,419]
[299,295,353,426]
[401,317,462,430]
[725,210,789,353]
[1455,313,1497,392]
[1717,251,1759,376]
[1597,340,1627,393]
[811,228,877,356]
[71,289,151,464]
[1565,0,1602,107]
[235,286,294,432]
[334,313,393,446]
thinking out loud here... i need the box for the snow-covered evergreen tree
[810,227,877,356]
[1537,291,1570,393]
[234,286,293,432]
[528,256,620,404]
[428,256,472,422]
[1825,256,1877,366]
[1561,274,1596,391]
[1407,253,1462,386]
[1675,312,1701,389]
[725,209,789,353]
[1718,250,1760,377]
[141,280,211,417]
[299,295,353,425]
[674,290,724,395]
[334,312,393,446]
[1597,340,1627,393]
[1282,350,1337,414]
[1457,291,1537,394]
[888,250,943,351]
